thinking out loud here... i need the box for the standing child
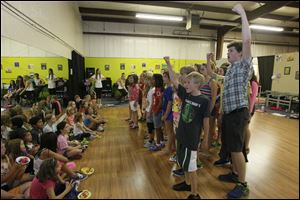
[149,74,164,151]
[164,56,209,199]
[128,74,140,129]
[162,71,175,155]
[143,72,155,148]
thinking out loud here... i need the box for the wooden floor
[75,105,299,199]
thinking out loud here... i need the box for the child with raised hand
[164,56,210,199]
[29,158,73,199]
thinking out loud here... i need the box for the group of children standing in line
[125,4,258,199]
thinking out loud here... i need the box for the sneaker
[97,126,104,132]
[169,154,177,162]
[72,180,80,191]
[172,168,184,177]
[211,141,221,147]
[172,181,191,191]
[227,183,249,198]
[144,140,155,148]
[218,172,238,183]
[197,160,204,169]
[73,172,88,181]
[213,158,230,166]
[149,143,164,151]
[187,194,201,199]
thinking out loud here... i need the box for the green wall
[1,57,69,84]
[85,57,206,84]
[1,57,206,86]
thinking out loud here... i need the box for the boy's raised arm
[232,4,251,59]
[163,56,179,89]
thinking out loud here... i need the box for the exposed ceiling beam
[79,7,298,29]
[254,1,299,8]
[82,31,299,47]
[79,7,136,16]
[103,1,297,22]
[81,16,299,37]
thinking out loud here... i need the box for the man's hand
[232,4,245,15]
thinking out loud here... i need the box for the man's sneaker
[172,168,184,177]
[218,172,238,183]
[73,172,88,181]
[144,140,155,148]
[169,154,177,162]
[187,194,201,199]
[227,183,249,198]
[172,181,191,191]
[213,158,230,166]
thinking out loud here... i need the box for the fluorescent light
[200,19,239,26]
[136,13,183,21]
[250,24,284,32]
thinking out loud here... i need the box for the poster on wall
[120,63,125,70]
[57,64,63,71]
[131,64,136,70]
[284,67,291,75]
[142,63,146,68]
[5,67,12,73]
[105,65,110,71]
[41,63,47,70]
[162,64,168,70]
[28,64,34,70]
[295,71,299,80]
[14,62,19,68]
[155,65,160,70]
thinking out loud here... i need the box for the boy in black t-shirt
[164,57,210,199]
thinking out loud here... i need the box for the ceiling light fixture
[136,13,183,21]
[249,24,284,32]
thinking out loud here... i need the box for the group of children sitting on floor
[1,93,106,199]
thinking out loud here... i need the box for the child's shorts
[129,101,138,112]
[146,112,153,123]
[153,112,162,129]
[176,142,197,172]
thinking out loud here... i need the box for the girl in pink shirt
[30,158,73,199]
[245,74,259,155]
[56,122,83,160]
[128,74,140,129]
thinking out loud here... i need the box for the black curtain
[257,55,275,93]
[68,51,85,99]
